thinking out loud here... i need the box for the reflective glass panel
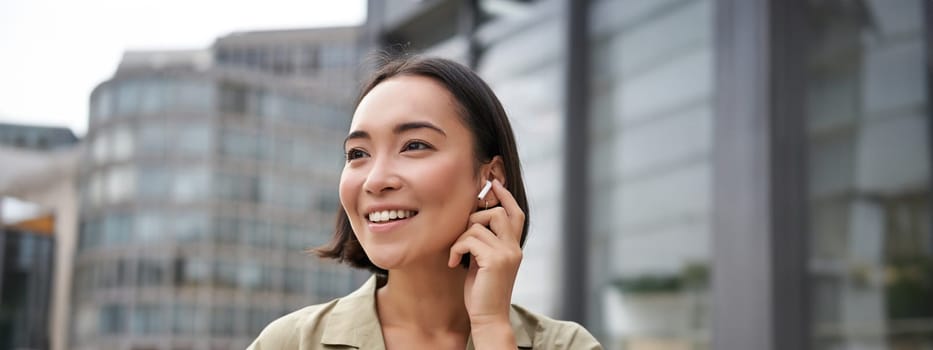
[805,1,932,349]
[587,0,714,348]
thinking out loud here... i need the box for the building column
[925,0,933,239]
[711,0,809,349]
[561,0,590,324]
[50,182,78,350]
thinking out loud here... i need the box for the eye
[345,148,369,161]
[402,140,433,152]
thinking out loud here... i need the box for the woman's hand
[448,179,525,347]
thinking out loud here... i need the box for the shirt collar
[320,275,386,349]
[320,275,534,349]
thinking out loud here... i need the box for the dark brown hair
[314,55,530,275]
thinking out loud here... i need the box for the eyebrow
[344,121,447,147]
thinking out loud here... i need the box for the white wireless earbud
[477,180,492,200]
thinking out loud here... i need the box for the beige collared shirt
[247,276,602,349]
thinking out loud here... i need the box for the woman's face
[340,75,484,270]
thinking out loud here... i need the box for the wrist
[470,315,516,349]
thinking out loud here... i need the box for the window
[260,93,285,120]
[172,304,205,335]
[134,211,164,243]
[213,172,259,202]
[238,262,261,290]
[111,126,135,162]
[212,217,239,245]
[312,264,350,301]
[115,80,142,115]
[213,261,238,288]
[174,258,210,287]
[92,132,109,163]
[138,121,166,155]
[73,305,96,341]
[245,220,277,249]
[260,266,280,292]
[137,166,170,199]
[174,122,212,155]
[92,88,113,123]
[219,82,263,116]
[176,80,215,112]
[248,308,279,338]
[284,268,308,295]
[101,213,132,247]
[287,183,311,210]
[137,259,165,287]
[172,166,209,203]
[220,127,258,160]
[79,219,102,251]
[210,307,236,336]
[88,172,104,207]
[260,174,284,205]
[173,213,209,242]
[286,225,312,249]
[219,83,248,115]
[139,79,167,114]
[105,165,136,204]
[132,304,164,335]
[99,304,126,335]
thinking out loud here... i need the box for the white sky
[0,0,366,137]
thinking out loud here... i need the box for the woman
[248,56,601,349]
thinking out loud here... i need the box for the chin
[360,243,408,271]
[367,256,400,271]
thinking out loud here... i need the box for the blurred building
[0,123,80,151]
[0,123,81,350]
[72,27,364,350]
[0,214,55,350]
[366,0,932,349]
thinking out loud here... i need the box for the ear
[483,155,506,185]
[477,156,506,208]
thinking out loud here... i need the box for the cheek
[407,156,477,211]
[338,168,362,215]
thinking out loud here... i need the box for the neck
[376,257,471,334]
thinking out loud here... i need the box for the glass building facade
[806,1,931,348]
[588,1,714,347]
[0,226,54,350]
[73,28,364,350]
[366,0,931,349]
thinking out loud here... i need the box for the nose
[362,156,402,195]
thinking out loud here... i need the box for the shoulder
[247,275,384,350]
[509,304,603,350]
[246,300,340,350]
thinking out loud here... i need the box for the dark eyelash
[345,149,367,161]
[403,140,433,151]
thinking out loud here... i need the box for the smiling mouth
[367,209,419,223]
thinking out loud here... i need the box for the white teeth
[368,210,415,223]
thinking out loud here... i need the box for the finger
[448,233,493,268]
[490,179,525,230]
[469,207,514,241]
[450,234,519,270]
[468,206,507,227]
[456,228,524,271]
[448,224,495,266]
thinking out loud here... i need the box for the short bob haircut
[315,55,530,275]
